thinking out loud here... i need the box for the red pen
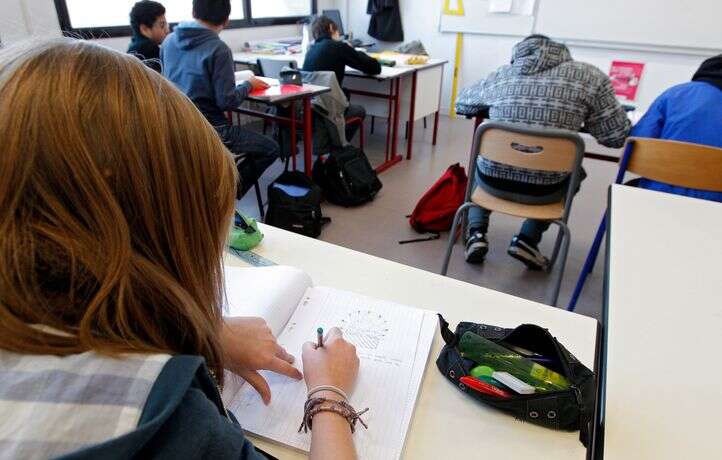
[460,376,511,399]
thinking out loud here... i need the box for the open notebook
[222,265,437,460]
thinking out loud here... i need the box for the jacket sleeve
[630,96,666,139]
[341,44,382,76]
[212,46,252,111]
[585,77,632,148]
[454,71,497,116]
[139,388,267,459]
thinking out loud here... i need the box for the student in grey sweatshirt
[456,35,630,270]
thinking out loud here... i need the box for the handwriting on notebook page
[228,286,433,460]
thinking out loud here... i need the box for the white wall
[0,0,336,51]
[1,0,715,114]
[340,0,717,112]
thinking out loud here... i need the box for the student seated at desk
[631,54,722,202]
[127,1,169,73]
[0,39,361,460]
[161,0,279,199]
[455,35,630,270]
[303,15,382,141]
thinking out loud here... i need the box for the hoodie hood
[692,54,722,91]
[173,21,219,50]
[510,36,572,76]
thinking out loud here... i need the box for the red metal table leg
[406,71,417,160]
[384,80,393,162]
[392,76,401,159]
[290,100,297,171]
[433,66,444,147]
[303,96,313,178]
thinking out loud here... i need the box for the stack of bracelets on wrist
[298,385,369,434]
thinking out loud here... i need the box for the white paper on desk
[234,70,255,82]
[228,286,437,460]
[221,265,313,403]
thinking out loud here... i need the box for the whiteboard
[535,0,722,52]
[439,0,535,36]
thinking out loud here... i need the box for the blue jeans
[467,160,584,245]
[216,125,279,197]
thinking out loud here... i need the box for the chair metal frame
[441,121,585,307]
[568,137,722,311]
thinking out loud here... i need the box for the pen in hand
[317,327,324,349]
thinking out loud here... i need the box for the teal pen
[317,327,324,348]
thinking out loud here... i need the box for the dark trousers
[216,125,279,198]
[468,159,585,245]
[345,104,366,142]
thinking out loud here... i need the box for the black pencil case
[435,315,596,446]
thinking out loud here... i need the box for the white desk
[226,224,597,459]
[233,51,447,172]
[602,186,722,458]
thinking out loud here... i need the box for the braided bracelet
[298,397,370,434]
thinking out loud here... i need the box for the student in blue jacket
[162,0,279,200]
[0,39,361,460]
[631,54,722,202]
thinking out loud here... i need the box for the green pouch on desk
[435,315,596,447]
[229,214,263,251]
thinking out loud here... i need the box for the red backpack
[409,163,468,233]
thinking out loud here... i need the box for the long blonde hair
[0,39,237,383]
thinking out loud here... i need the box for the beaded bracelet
[298,397,370,434]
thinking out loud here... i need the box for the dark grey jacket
[456,36,631,184]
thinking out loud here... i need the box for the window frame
[53,0,317,39]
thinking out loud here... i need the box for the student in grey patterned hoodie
[455,35,630,269]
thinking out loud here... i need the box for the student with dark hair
[630,54,722,202]
[127,0,169,72]
[303,15,381,141]
[161,0,279,199]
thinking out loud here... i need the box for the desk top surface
[225,224,597,459]
[233,51,447,80]
[604,186,722,459]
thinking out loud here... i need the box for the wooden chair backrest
[625,137,722,192]
[478,124,584,173]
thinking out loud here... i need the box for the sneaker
[507,235,549,271]
[465,231,489,264]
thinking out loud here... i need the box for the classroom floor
[237,115,615,321]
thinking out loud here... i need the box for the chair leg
[548,224,566,270]
[568,213,608,312]
[359,120,365,151]
[441,202,477,276]
[549,220,571,307]
[371,116,375,134]
[254,179,265,220]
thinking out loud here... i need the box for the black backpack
[313,145,383,207]
[265,170,330,238]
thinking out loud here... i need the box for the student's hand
[221,317,303,404]
[249,77,270,91]
[302,328,359,397]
